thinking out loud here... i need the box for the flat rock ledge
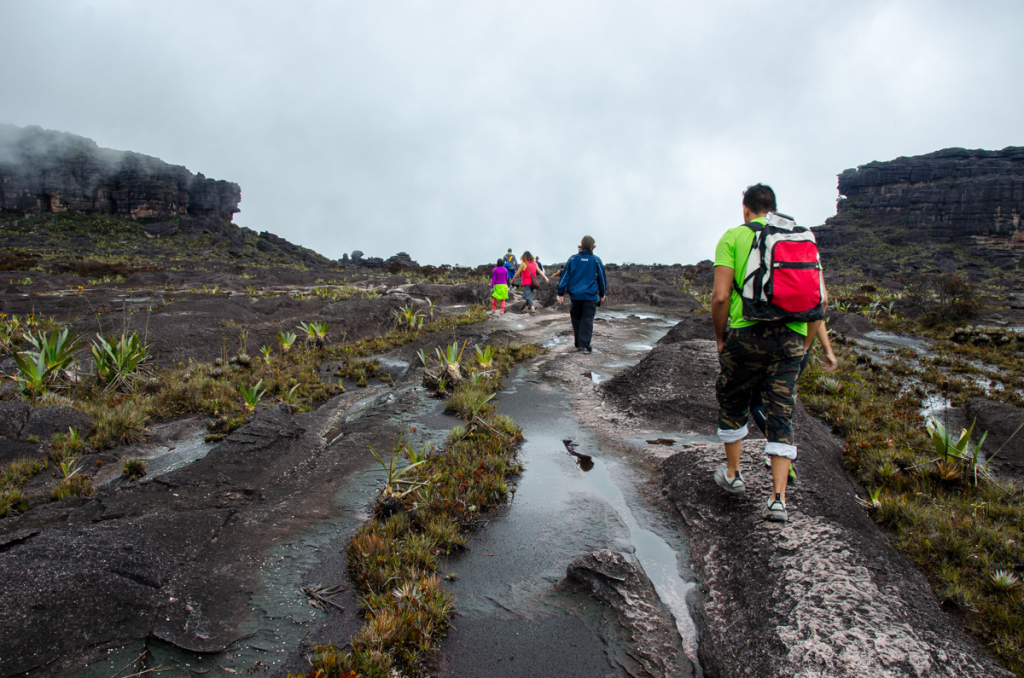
[564,549,694,678]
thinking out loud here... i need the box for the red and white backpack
[735,212,825,323]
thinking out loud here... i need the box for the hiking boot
[713,465,745,494]
[763,456,798,487]
[582,347,592,354]
[762,494,787,522]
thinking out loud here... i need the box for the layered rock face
[831,147,1024,244]
[0,124,240,221]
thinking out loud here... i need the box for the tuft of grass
[0,488,29,517]
[86,398,152,449]
[48,427,88,463]
[50,459,95,500]
[120,456,147,481]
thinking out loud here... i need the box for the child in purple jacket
[491,258,510,313]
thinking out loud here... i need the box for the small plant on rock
[51,458,95,500]
[25,327,84,377]
[393,304,425,330]
[475,344,496,369]
[120,456,147,481]
[12,349,54,395]
[0,489,29,517]
[241,379,267,412]
[48,427,88,463]
[990,569,1021,592]
[299,321,330,347]
[278,331,297,353]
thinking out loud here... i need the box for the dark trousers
[569,299,598,349]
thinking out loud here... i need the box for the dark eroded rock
[19,405,95,443]
[603,342,719,432]
[0,400,30,439]
[0,124,240,221]
[0,511,229,674]
[564,550,693,678]
[657,315,713,345]
[966,398,1024,481]
[142,221,179,237]
[402,282,490,305]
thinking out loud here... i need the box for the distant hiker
[491,258,510,313]
[514,251,549,315]
[503,249,518,288]
[749,317,837,486]
[535,258,545,275]
[711,184,824,523]
[557,236,607,354]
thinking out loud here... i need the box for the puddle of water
[921,393,953,419]
[372,354,412,380]
[441,369,700,675]
[623,341,655,352]
[586,455,698,661]
[860,330,931,354]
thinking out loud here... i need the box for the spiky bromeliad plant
[90,332,151,391]
[278,331,297,353]
[13,327,85,394]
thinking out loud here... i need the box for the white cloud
[1,0,1022,265]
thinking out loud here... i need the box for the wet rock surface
[0,274,1015,677]
[0,392,406,674]
[615,322,1012,677]
[564,550,693,678]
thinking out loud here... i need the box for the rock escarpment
[815,147,1024,275]
[832,147,1024,240]
[0,124,240,221]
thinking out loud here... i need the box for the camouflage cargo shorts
[716,323,804,447]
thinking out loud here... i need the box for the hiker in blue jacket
[556,235,607,354]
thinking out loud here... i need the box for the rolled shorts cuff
[717,425,748,443]
[764,441,797,459]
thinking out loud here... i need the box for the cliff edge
[0,124,240,221]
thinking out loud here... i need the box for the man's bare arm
[711,266,734,353]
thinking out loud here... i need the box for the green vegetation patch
[800,340,1024,675]
[295,341,544,678]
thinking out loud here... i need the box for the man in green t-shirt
[710,183,821,523]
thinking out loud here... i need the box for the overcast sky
[2,1,1022,266]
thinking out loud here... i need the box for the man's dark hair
[579,235,595,253]
[743,184,777,214]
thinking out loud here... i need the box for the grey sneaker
[762,494,788,522]
[713,465,745,494]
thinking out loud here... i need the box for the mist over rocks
[0,124,240,221]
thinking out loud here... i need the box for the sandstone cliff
[0,124,240,221]
[815,146,1024,278]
